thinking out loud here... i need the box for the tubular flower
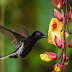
[54,63,62,72]
[68,6,72,19]
[40,52,57,62]
[48,18,69,45]
[52,0,64,9]
[69,39,72,48]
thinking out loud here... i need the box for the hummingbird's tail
[0,53,18,60]
[0,55,10,60]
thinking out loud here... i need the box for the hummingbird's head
[32,31,47,40]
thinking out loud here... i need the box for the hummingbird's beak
[42,35,48,38]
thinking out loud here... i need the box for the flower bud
[64,57,69,65]
[68,6,72,19]
[40,52,57,62]
[52,0,64,9]
[55,36,62,48]
[61,53,69,65]
[69,39,72,48]
[54,63,62,72]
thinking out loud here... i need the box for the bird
[0,25,47,60]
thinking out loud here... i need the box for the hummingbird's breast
[19,37,37,58]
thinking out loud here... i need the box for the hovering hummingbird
[0,25,47,60]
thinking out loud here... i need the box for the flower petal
[54,8,62,21]
[46,52,57,60]
[40,54,52,62]
[55,35,62,48]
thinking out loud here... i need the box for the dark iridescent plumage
[0,25,47,60]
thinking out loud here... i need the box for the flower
[54,63,62,72]
[48,18,69,45]
[40,52,57,62]
[68,6,72,19]
[52,0,64,9]
[48,18,63,45]
[48,31,63,45]
[69,39,72,48]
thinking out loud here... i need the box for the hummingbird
[0,25,47,60]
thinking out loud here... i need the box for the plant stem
[62,0,68,72]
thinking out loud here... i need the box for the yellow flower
[40,54,52,62]
[54,63,62,72]
[54,66,60,72]
[64,56,69,65]
[64,61,69,65]
[40,52,57,62]
[49,18,63,31]
[48,18,69,45]
[48,31,63,45]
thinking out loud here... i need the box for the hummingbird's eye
[36,32,40,36]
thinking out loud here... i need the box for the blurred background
[0,0,72,72]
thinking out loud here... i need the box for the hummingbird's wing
[0,25,25,48]
[15,25,30,38]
